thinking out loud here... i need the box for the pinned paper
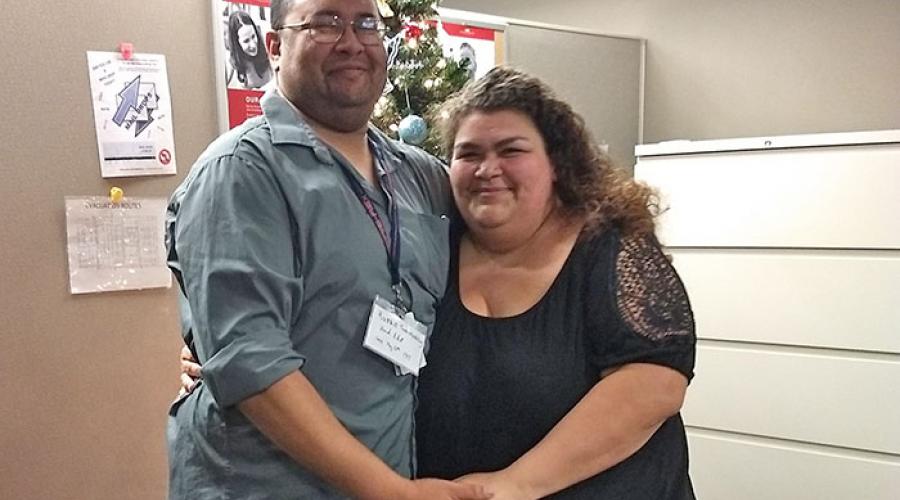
[87,51,177,178]
[65,196,171,294]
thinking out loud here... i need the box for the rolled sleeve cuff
[201,331,307,408]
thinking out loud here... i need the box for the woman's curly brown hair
[436,66,659,237]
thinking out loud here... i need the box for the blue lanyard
[337,139,407,311]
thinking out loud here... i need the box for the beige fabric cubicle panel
[0,1,217,499]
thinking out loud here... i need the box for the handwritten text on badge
[363,295,426,375]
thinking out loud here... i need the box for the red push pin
[119,42,134,60]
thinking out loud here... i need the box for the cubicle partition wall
[504,22,645,171]
[440,8,646,171]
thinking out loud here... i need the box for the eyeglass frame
[276,14,388,46]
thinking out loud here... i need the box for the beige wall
[0,1,216,499]
[445,0,900,143]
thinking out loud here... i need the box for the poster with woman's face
[215,0,273,129]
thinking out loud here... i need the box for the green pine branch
[374,0,471,158]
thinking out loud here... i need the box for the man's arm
[240,371,490,500]
[177,345,489,499]
[173,155,488,500]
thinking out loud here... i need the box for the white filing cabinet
[634,130,900,500]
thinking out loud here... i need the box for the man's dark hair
[271,0,380,29]
[270,0,297,29]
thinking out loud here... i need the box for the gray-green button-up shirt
[166,90,453,499]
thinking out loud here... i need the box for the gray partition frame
[505,22,645,171]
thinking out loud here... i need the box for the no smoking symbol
[158,149,172,165]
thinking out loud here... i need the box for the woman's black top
[416,229,697,499]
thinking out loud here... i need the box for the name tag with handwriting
[363,295,427,376]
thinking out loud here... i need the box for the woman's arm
[459,362,687,500]
[458,233,694,499]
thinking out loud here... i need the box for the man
[166,0,488,498]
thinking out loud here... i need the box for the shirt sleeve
[587,232,696,381]
[173,153,306,408]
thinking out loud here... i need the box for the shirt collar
[366,125,406,175]
[262,89,317,147]
[262,88,408,173]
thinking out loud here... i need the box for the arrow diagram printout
[87,51,177,177]
[65,196,171,294]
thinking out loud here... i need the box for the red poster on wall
[437,21,498,81]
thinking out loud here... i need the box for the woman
[415,67,696,499]
[179,67,695,498]
[226,10,272,89]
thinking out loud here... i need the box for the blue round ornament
[398,114,428,145]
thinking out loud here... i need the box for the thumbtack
[119,42,134,61]
[109,187,124,204]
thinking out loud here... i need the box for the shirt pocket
[398,209,450,325]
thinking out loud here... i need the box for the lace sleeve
[586,232,696,380]
[616,236,694,342]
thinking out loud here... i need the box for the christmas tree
[374,0,472,156]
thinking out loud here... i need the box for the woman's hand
[456,471,534,500]
[178,345,202,396]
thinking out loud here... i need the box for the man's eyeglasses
[277,15,387,46]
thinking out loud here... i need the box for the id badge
[363,295,427,376]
